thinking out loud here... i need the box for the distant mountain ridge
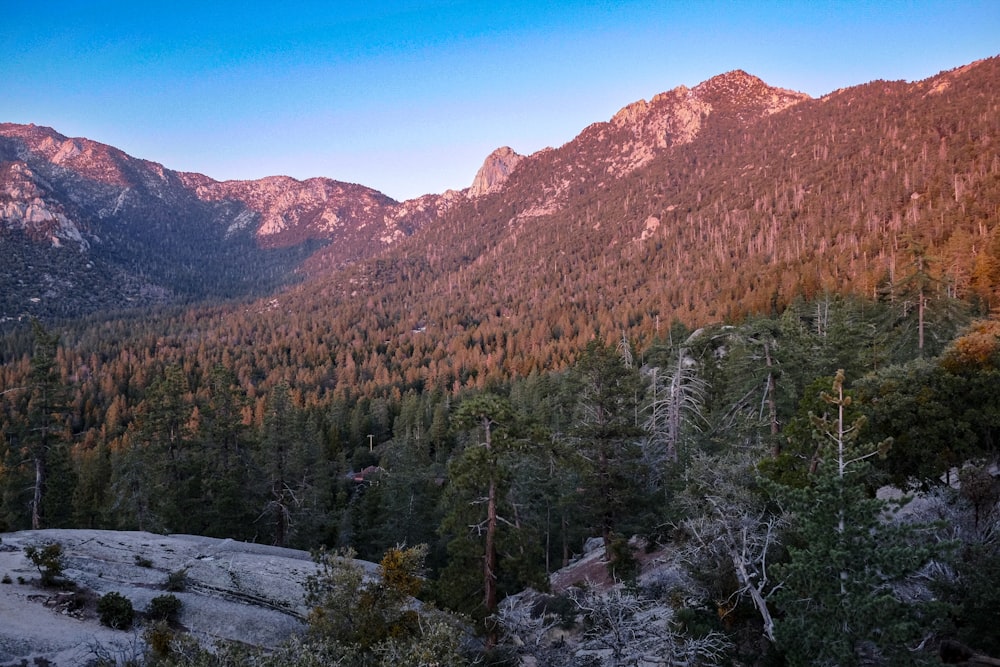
[0,123,431,317]
[4,60,996,326]
[0,121,424,249]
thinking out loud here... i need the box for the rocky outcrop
[469,146,524,197]
[692,69,809,113]
[579,70,809,179]
[0,162,88,250]
[0,529,377,666]
[178,172,401,249]
[482,71,810,225]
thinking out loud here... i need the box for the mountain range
[1,68,806,320]
[2,58,999,366]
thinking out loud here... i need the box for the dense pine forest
[2,58,1000,665]
[2,296,999,665]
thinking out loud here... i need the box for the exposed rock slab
[0,529,363,666]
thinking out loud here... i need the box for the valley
[2,57,1000,665]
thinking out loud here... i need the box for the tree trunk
[598,448,614,555]
[484,478,498,636]
[273,483,287,547]
[32,456,45,530]
[918,290,925,353]
[731,550,776,643]
[482,416,499,647]
[764,342,780,457]
[562,514,570,569]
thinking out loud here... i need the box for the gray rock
[0,529,366,666]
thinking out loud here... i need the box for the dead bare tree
[675,447,784,646]
[567,585,730,666]
[644,346,707,469]
[683,498,783,644]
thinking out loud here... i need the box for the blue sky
[2,1,998,201]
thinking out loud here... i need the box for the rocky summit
[469,146,525,197]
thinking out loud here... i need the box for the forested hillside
[2,57,1000,665]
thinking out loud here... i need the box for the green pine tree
[4,321,76,530]
[772,370,943,666]
[437,393,545,645]
[566,341,650,559]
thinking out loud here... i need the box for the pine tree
[140,365,200,533]
[567,341,649,557]
[438,393,545,645]
[440,393,513,644]
[881,239,969,361]
[772,370,942,666]
[198,365,256,539]
[72,430,112,528]
[4,321,76,530]
[109,428,160,532]
[370,423,443,557]
[259,383,297,547]
[257,384,330,547]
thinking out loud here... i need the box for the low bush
[147,593,182,623]
[97,591,134,630]
[144,620,174,659]
[165,567,188,592]
[24,542,65,587]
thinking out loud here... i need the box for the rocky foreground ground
[0,529,371,666]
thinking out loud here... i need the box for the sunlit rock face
[469,146,525,197]
[479,71,810,225]
[1,161,89,249]
[0,69,812,318]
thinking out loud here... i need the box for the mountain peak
[700,68,760,87]
[469,146,524,197]
[692,70,810,114]
[0,122,171,190]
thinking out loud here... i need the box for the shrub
[97,591,134,629]
[144,620,174,659]
[606,535,639,584]
[147,594,182,623]
[134,554,153,568]
[24,542,65,587]
[165,567,188,592]
[1,574,11,584]
[531,593,577,629]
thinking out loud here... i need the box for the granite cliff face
[0,161,88,250]
[469,146,525,197]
